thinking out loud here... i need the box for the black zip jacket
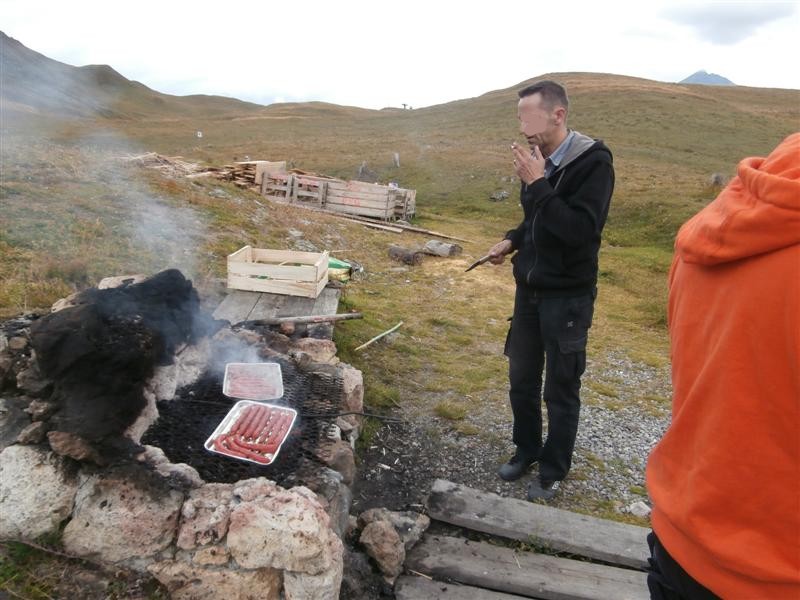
[505,134,614,297]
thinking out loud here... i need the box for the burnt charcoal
[142,358,345,487]
[29,269,218,446]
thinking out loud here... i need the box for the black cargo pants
[504,285,595,482]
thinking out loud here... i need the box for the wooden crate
[227,246,329,298]
[325,180,395,220]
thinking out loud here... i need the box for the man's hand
[512,143,545,185]
[488,239,513,264]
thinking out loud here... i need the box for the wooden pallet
[260,172,416,221]
[398,480,650,600]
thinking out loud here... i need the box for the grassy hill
[0,31,262,120]
[2,34,799,528]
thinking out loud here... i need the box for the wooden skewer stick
[355,321,404,351]
[233,313,363,327]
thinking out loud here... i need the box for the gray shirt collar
[545,130,575,177]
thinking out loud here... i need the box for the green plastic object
[328,258,351,269]
[328,257,352,282]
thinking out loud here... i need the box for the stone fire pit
[0,271,372,599]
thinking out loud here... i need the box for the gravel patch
[353,350,672,522]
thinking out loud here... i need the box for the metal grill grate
[142,358,344,487]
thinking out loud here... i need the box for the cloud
[663,1,797,45]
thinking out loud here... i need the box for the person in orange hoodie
[645,132,800,599]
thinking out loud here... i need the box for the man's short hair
[518,80,569,112]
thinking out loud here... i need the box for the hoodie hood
[676,132,800,265]
[552,130,599,174]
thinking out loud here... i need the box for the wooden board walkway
[397,480,651,600]
[405,536,648,600]
[427,479,649,569]
[395,575,526,599]
[213,287,341,338]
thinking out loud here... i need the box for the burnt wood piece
[406,535,649,600]
[395,576,524,599]
[388,245,424,265]
[426,479,649,569]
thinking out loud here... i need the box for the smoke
[2,31,209,290]
[1,123,209,287]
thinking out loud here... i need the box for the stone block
[148,559,281,600]
[63,467,184,563]
[227,481,340,575]
[0,445,78,539]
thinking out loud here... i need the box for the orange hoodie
[646,133,800,599]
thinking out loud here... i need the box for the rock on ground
[148,559,281,600]
[283,536,344,600]
[357,508,429,551]
[0,444,78,539]
[226,479,342,576]
[63,466,184,564]
[359,520,405,581]
[177,483,234,550]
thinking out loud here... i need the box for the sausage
[231,404,256,435]
[246,404,271,439]
[256,408,286,442]
[226,436,274,463]
[213,435,252,460]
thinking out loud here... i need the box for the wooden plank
[324,203,393,219]
[248,292,316,321]
[228,245,252,262]
[326,186,391,198]
[311,286,340,316]
[228,262,318,282]
[326,189,392,203]
[212,289,261,322]
[250,248,327,264]
[307,286,341,338]
[326,180,389,193]
[243,287,340,339]
[406,536,649,600]
[341,218,403,233]
[427,480,649,569]
[227,273,327,298]
[254,161,286,185]
[395,576,525,600]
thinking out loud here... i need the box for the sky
[1,0,798,109]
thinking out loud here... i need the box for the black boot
[527,477,560,500]
[498,450,538,481]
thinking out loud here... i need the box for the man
[488,80,614,500]
[645,133,800,598]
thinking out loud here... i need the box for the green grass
[433,400,469,421]
[586,381,620,399]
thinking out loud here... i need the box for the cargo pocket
[556,335,587,381]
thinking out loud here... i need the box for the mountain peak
[679,70,735,86]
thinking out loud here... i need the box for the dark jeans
[647,532,720,599]
[504,286,594,482]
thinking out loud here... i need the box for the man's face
[517,94,559,150]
